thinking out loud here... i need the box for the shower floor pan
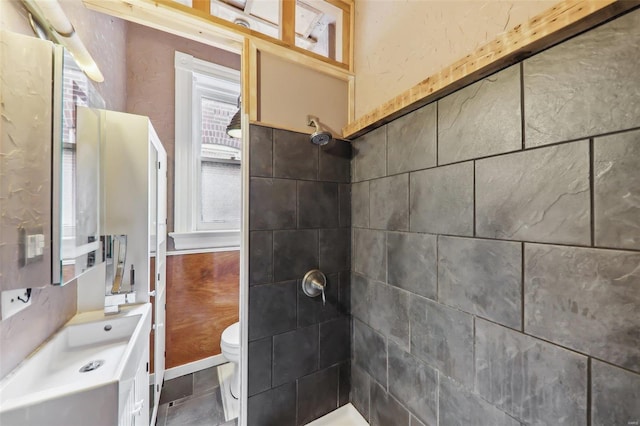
[305,404,369,426]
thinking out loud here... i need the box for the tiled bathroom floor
[156,365,238,426]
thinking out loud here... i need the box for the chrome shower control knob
[302,269,327,306]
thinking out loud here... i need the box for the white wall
[352,0,555,118]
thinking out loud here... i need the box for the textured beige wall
[0,0,127,378]
[125,22,240,244]
[353,0,555,118]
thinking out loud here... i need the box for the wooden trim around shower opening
[342,0,640,139]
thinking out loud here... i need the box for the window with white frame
[171,51,241,251]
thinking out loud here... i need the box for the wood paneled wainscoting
[162,250,240,369]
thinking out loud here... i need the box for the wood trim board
[343,0,640,139]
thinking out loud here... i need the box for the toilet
[220,322,240,399]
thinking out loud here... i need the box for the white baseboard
[150,354,228,382]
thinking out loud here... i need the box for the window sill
[169,230,240,251]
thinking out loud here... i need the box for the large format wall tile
[594,129,640,250]
[388,343,437,426]
[387,103,437,174]
[351,365,370,421]
[350,273,370,324]
[351,181,369,228]
[247,383,296,426]
[525,244,640,372]
[249,125,273,177]
[273,129,318,180]
[353,228,386,282]
[410,295,474,387]
[272,325,319,386]
[370,381,410,426]
[297,366,340,425]
[524,11,640,147]
[319,228,350,273]
[438,236,522,329]
[297,273,341,327]
[591,359,640,426]
[438,65,522,164]
[353,319,387,388]
[353,125,386,182]
[476,319,588,425]
[370,174,409,231]
[249,177,297,230]
[298,181,339,228]
[439,376,520,426]
[249,231,272,285]
[319,146,351,183]
[476,141,590,245]
[339,184,351,227]
[387,232,437,299]
[273,229,318,282]
[248,337,272,397]
[409,162,474,235]
[249,281,297,341]
[320,317,351,368]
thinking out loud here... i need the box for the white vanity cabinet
[100,110,167,426]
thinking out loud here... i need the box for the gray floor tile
[166,390,226,426]
[193,367,220,396]
[160,374,193,405]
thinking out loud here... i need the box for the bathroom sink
[0,303,151,426]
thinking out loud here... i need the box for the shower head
[308,116,333,146]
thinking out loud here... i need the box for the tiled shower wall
[247,125,351,425]
[350,10,640,426]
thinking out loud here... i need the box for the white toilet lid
[222,322,240,347]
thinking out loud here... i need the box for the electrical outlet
[1,288,32,320]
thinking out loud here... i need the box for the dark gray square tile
[353,319,387,388]
[247,382,296,426]
[438,236,522,329]
[273,129,318,180]
[370,381,410,426]
[298,273,341,327]
[409,161,474,236]
[387,102,437,174]
[272,325,319,386]
[338,361,350,407]
[165,390,225,426]
[249,337,272,397]
[387,232,437,300]
[156,403,168,426]
[351,181,369,228]
[387,342,437,426]
[250,124,273,177]
[273,229,319,282]
[370,174,409,231]
[350,273,370,325]
[476,141,590,245]
[353,228,386,282]
[338,271,350,316]
[439,375,520,426]
[438,65,522,164]
[338,183,351,228]
[298,181,339,228]
[160,374,193,405]
[410,294,474,387]
[249,281,297,341]
[249,178,296,230]
[476,318,588,425]
[249,231,272,285]
[319,144,351,183]
[350,364,369,421]
[320,316,350,368]
[524,11,640,147]
[591,359,640,426]
[319,228,350,273]
[594,129,640,250]
[193,367,219,396]
[353,125,387,182]
[297,366,339,425]
[525,244,640,372]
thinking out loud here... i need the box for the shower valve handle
[302,269,327,306]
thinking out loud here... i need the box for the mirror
[53,49,106,285]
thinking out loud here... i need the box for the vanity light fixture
[226,96,242,139]
[21,0,105,82]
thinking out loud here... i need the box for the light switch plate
[1,288,32,320]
